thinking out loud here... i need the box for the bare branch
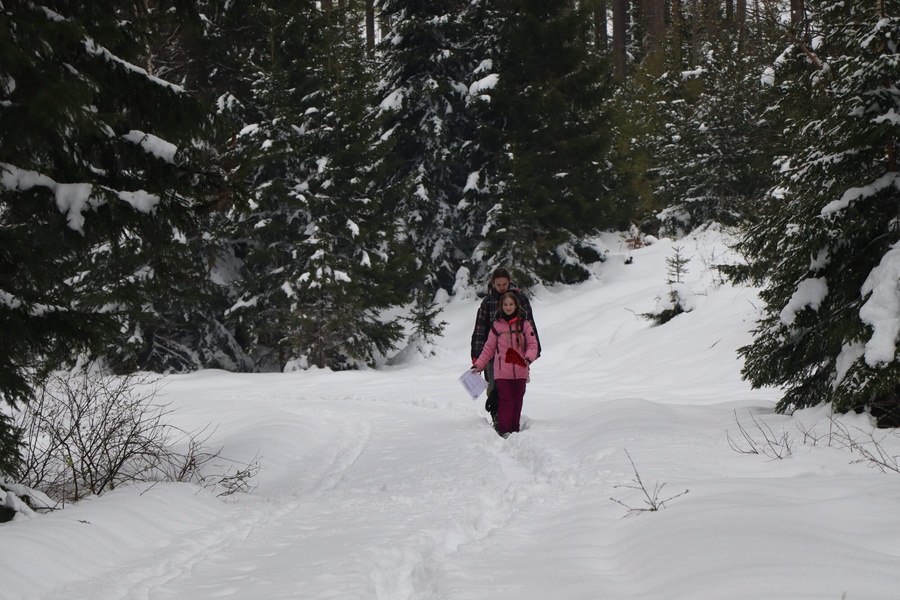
[14,370,260,503]
[610,449,689,516]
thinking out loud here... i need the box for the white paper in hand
[458,369,487,399]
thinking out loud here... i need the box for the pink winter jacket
[474,317,539,380]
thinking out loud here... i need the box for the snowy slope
[2,228,899,600]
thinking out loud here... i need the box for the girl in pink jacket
[473,291,539,437]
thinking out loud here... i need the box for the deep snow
[3,228,899,600]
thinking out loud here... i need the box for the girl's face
[502,296,517,316]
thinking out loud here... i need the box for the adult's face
[493,277,510,294]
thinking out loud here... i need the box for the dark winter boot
[485,387,499,420]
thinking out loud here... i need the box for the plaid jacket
[470,283,541,360]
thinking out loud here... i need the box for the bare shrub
[15,370,258,505]
[731,409,900,476]
[827,419,900,475]
[611,449,689,516]
[215,454,262,497]
[727,410,794,459]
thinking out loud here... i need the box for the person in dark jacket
[470,268,540,423]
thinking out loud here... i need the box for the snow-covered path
[4,230,900,600]
[29,373,608,600]
[141,396,525,600]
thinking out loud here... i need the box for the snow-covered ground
[3,228,899,600]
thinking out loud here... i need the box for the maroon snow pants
[494,378,527,435]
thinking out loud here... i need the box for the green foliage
[376,0,478,292]
[641,246,694,326]
[735,0,900,423]
[665,246,690,285]
[221,3,411,370]
[608,71,660,224]
[404,288,448,346]
[468,0,629,285]
[0,1,221,474]
[635,18,783,237]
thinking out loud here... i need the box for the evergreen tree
[222,3,410,370]
[211,0,317,370]
[620,3,784,236]
[644,33,780,236]
[101,2,251,375]
[0,0,221,475]
[376,0,478,293]
[734,0,900,424]
[605,62,664,233]
[466,0,627,285]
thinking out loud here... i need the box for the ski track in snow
[34,391,596,600]
[36,408,374,600]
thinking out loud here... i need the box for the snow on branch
[780,277,828,326]
[0,289,66,317]
[116,189,160,215]
[859,242,900,367]
[469,73,499,96]
[0,289,23,310]
[379,88,404,112]
[82,38,185,93]
[123,130,178,164]
[821,173,900,217]
[1,162,160,232]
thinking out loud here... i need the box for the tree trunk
[644,0,665,49]
[670,0,683,61]
[690,0,701,64]
[612,0,628,79]
[790,0,805,29]
[736,0,747,46]
[590,0,608,52]
[703,0,719,42]
[366,0,375,56]
[379,3,390,41]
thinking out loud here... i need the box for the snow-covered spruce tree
[641,246,696,325]
[734,1,900,425]
[58,5,241,376]
[447,0,507,283]
[212,0,314,371]
[98,3,250,374]
[376,0,480,293]
[223,3,411,371]
[644,35,781,237]
[465,0,627,285]
[0,1,224,474]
